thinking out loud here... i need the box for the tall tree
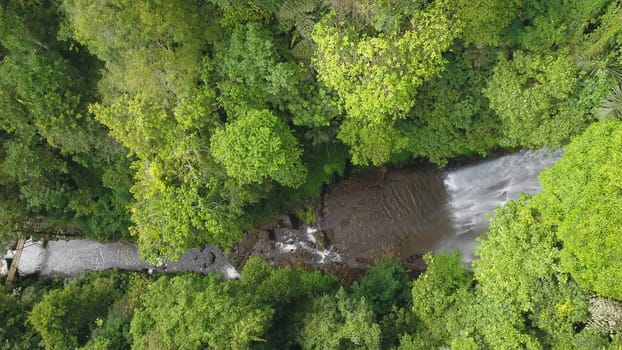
[312,0,459,165]
[538,119,622,300]
[210,109,307,188]
[130,274,273,350]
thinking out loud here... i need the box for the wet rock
[404,254,427,275]
[289,213,302,229]
[318,230,332,248]
[207,252,216,265]
[256,230,270,241]
[278,214,293,229]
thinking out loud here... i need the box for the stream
[2,149,561,278]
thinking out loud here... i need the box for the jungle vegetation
[1,0,622,348]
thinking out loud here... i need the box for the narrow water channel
[3,149,561,277]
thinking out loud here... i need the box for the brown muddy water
[323,166,452,269]
[321,149,562,269]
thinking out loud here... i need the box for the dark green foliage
[350,258,411,318]
[0,277,62,350]
[0,0,131,242]
[215,22,304,117]
[1,0,622,348]
[408,46,500,164]
[240,257,338,349]
[81,274,149,350]
[28,271,129,349]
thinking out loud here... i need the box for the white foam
[3,250,15,259]
[437,148,563,261]
[0,259,8,275]
[276,242,298,253]
[223,264,240,279]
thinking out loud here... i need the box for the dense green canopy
[1,0,622,347]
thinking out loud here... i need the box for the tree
[407,46,500,164]
[239,257,338,349]
[312,1,459,165]
[214,22,304,118]
[211,109,307,188]
[449,0,521,47]
[298,288,382,349]
[473,196,593,349]
[29,272,128,349]
[0,0,132,241]
[538,119,622,300]
[350,258,411,318]
[484,50,609,148]
[63,0,213,103]
[130,273,273,350]
[409,252,475,348]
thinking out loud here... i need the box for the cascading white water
[322,148,563,268]
[436,149,562,262]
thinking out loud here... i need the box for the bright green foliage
[130,273,273,350]
[450,0,520,47]
[29,272,128,350]
[299,288,382,349]
[410,252,474,348]
[538,119,622,300]
[312,1,459,165]
[350,258,411,318]
[485,50,608,148]
[581,0,622,57]
[474,197,592,349]
[92,90,247,261]
[211,109,307,188]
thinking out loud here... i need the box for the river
[2,149,561,278]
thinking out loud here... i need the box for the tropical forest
[1,0,622,349]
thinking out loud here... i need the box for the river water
[322,149,562,268]
[12,240,240,279]
[4,149,561,277]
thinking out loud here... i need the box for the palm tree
[598,84,622,120]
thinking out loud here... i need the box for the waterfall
[322,148,562,268]
[436,149,562,262]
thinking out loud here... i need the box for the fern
[295,17,315,39]
[291,38,315,60]
[277,0,321,53]
[278,0,317,21]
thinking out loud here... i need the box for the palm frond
[598,84,622,120]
